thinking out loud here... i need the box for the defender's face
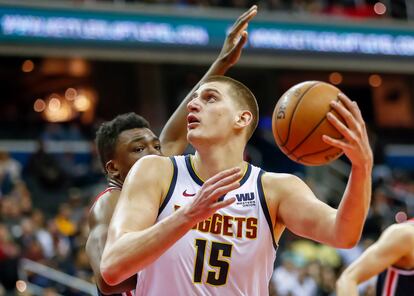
[113,128,161,181]
[187,81,238,145]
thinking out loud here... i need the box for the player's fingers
[211,196,236,212]
[337,93,362,123]
[329,100,358,132]
[351,101,365,125]
[236,5,258,24]
[326,112,357,143]
[204,171,242,197]
[209,182,240,202]
[322,135,352,151]
[203,167,241,187]
[230,6,257,36]
[233,31,248,52]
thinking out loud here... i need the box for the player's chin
[187,130,204,145]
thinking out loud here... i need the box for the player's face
[187,81,239,145]
[112,128,162,181]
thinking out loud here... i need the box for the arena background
[0,0,413,295]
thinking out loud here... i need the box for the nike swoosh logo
[182,190,196,197]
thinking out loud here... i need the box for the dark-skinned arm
[85,191,137,294]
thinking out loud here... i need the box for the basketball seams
[277,81,319,147]
[287,97,343,157]
[295,146,342,165]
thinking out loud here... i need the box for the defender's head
[187,75,258,146]
[95,112,161,181]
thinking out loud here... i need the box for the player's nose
[187,98,201,112]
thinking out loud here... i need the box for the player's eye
[134,146,145,153]
[207,96,216,103]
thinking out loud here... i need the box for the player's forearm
[96,275,137,295]
[335,164,372,248]
[87,228,136,293]
[336,274,359,296]
[101,208,194,285]
[160,59,231,156]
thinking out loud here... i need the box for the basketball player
[85,6,258,295]
[101,77,372,293]
[337,218,414,296]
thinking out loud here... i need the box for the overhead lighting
[374,2,387,15]
[43,98,74,122]
[22,59,34,73]
[74,94,91,112]
[16,280,27,293]
[329,72,343,85]
[33,98,46,112]
[65,88,78,101]
[48,97,61,112]
[369,74,382,87]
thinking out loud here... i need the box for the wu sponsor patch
[235,192,256,207]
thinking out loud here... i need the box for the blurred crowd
[269,167,414,296]
[76,0,411,19]
[0,134,105,295]
[0,120,413,295]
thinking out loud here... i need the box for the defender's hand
[323,93,373,169]
[182,167,242,224]
[217,5,257,68]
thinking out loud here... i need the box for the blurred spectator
[0,151,22,196]
[32,209,55,259]
[41,123,66,141]
[24,141,68,215]
[55,204,77,237]
[24,141,66,190]
[318,265,336,296]
[0,223,20,295]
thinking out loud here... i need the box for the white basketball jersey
[136,155,277,296]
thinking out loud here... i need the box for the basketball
[272,81,346,166]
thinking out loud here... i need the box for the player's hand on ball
[322,93,373,169]
[182,167,241,224]
[217,5,257,68]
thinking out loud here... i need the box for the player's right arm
[86,194,137,294]
[264,93,373,249]
[100,155,241,286]
[336,223,414,296]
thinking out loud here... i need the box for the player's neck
[192,142,245,181]
[108,178,123,189]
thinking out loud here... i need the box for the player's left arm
[160,5,257,156]
[336,224,414,296]
[268,93,373,248]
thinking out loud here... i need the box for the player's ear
[234,110,253,131]
[106,160,120,179]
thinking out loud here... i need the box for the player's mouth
[187,114,200,129]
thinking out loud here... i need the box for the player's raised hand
[216,5,257,68]
[322,93,373,169]
[182,167,242,224]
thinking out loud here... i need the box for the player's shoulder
[89,189,121,226]
[384,223,414,241]
[126,155,175,186]
[261,172,305,190]
[133,155,172,170]
[377,223,414,252]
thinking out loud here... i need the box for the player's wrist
[213,58,231,74]
[176,205,198,229]
[352,159,373,174]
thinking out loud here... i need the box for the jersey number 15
[193,239,233,286]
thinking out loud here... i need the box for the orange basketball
[272,81,346,166]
